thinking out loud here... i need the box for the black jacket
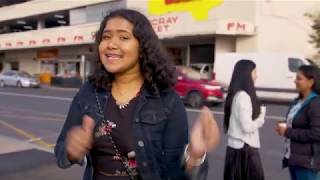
[284,95,320,170]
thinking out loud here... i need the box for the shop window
[190,44,214,64]
[59,62,79,77]
[10,61,19,70]
[167,47,187,65]
[0,18,37,34]
[44,11,69,28]
[41,61,58,75]
[0,0,28,7]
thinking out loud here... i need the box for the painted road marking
[186,108,285,120]
[0,91,72,101]
[0,120,55,150]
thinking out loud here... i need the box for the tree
[305,11,320,50]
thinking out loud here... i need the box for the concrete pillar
[186,45,190,66]
[80,55,85,82]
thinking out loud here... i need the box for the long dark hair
[298,65,320,96]
[89,9,176,94]
[223,60,261,133]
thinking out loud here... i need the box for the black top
[92,94,140,180]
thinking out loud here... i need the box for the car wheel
[187,91,203,108]
[16,81,23,88]
[0,80,5,87]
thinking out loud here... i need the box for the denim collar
[291,91,319,118]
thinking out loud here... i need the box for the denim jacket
[54,81,208,180]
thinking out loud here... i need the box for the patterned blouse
[92,94,141,180]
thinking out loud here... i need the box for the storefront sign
[227,22,246,32]
[217,20,256,35]
[148,0,224,21]
[125,0,257,38]
[149,16,179,33]
[37,48,59,59]
[0,23,99,50]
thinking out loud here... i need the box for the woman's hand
[275,122,287,136]
[187,106,220,169]
[66,115,95,161]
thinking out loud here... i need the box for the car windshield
[179,67,203,80]
[18,71,32,78]
[190,65,202,71]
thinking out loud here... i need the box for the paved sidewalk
[0,135,83,180]
[0,135,47,154]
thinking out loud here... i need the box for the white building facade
[0,0,319,81]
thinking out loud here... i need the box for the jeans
[289,166,320,180]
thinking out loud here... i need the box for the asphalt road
[0,86,291,180]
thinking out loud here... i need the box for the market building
[0,0,319,84]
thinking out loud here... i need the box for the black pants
[223,144,265,180]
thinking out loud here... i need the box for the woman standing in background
[223,60,266,180]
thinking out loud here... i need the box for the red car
[175,66,224,108]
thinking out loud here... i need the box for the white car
[189,63,215,80]
[0,70,40,88]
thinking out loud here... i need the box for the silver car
[0,70,40,88]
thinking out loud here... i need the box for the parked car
[175,66,224,108]
[189,63,215,80]
[0,70,40,88]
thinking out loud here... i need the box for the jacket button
[135,118,140,122]
[84,105,89,110]
[138,141,144,147]
[142,162,148,167]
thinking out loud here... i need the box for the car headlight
[202,85,221,90]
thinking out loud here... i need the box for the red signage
[57,37,66,43]
[0,31,97,49]
[227,22,246,32]
[150,16,179,33]
[5,42,12,47]
[16,41,24,46]
[42,38,51,44]
[29,40,36,45]
[73,35,84,42]
[165,0,192,5]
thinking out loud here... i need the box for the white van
[214,53,312,102]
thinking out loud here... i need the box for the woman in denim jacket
[54,9,219,180]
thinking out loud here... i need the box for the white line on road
[0,91,72,101]
[0,105,67,119]
[186,108,285,120]
[0,91,286,120]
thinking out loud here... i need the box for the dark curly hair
[89,9,176,94]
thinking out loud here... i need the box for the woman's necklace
[113,84,141,109]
